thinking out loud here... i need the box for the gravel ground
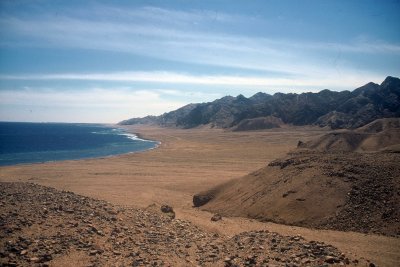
[0,182,363,267]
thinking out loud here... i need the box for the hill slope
[195,151,400,236]
[120,76,400,129]
[298,118,400,152]
[193,119,400,236]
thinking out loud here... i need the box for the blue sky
[0,0,399,123]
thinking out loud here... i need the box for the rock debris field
[0,182,365,266]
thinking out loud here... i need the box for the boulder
[193,194,213,207]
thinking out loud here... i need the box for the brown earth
[0,125,399,266]
[198,151,400,236]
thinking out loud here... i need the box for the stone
[160,205,173,213]
[193,194,213,207]
[325,256,339,264]
[211,213,222,222]
[30,257,41,263]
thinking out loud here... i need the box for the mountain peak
[352,81,380,96]
[381,76,400,88]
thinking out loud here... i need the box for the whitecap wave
[93,127,157,143]
[118,132,156,143]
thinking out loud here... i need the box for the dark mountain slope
[119,76,400,129]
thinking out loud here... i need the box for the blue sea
[0,122,158,166]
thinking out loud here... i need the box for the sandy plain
[0,125,399,266]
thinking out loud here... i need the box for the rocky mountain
[119,76,400,129]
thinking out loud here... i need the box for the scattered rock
[0,182,363,266]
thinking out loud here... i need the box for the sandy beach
[1,125,399,266]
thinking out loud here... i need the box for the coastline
[0,123,159,167]
[0,125,398,266]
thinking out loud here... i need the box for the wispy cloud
[0,71,385,90]
[1,6,398,78]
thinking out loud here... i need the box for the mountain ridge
[119,76,400,129]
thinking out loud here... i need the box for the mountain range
[119,76,400,129]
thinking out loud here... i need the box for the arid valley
[1,123,399,266]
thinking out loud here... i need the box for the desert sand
[1,125,399,266]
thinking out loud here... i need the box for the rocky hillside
[0,182,362,266]
[194,150,400,237]
[193,119,400,236]
[120,76,400,129]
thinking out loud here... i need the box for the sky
[0,0,399,123]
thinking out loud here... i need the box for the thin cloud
[1,7,398,78]
[0,71,385,90]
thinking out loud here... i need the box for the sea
[0,122,158,166]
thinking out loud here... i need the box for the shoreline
[0,123,160,167]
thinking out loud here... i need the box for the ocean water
[0,122,158,166]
